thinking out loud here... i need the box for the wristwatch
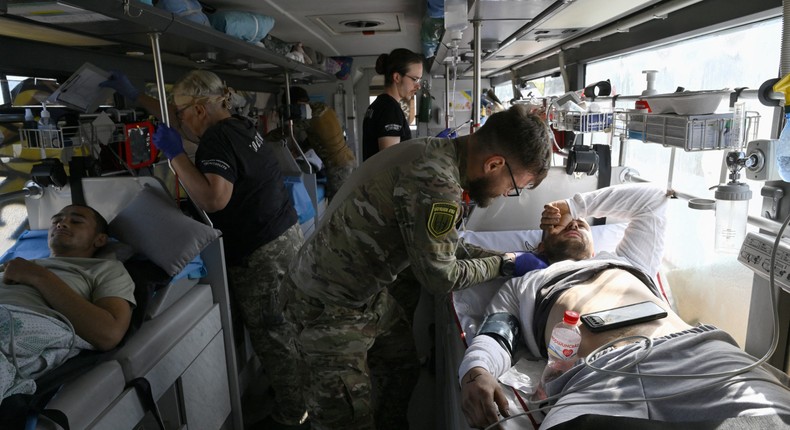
[499,254,515,276]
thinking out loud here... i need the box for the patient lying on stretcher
[460,184,790,429]
[0,205,135,402]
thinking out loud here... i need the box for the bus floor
[241,361,438,429]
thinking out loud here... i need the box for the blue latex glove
[513,252,548,276]
[98,71,140,102]
[153,124,185,160]
[436,128,457,138]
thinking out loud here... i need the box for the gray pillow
[108,185,221,276]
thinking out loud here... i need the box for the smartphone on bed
[580,301,668,333]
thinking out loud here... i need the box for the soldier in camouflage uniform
[266,87,356,198]
[103,69,309,429]
[281,104,552,429]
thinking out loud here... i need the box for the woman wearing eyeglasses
[99,69,309,429]
[362,48,424,161]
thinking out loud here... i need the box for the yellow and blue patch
[427,201,459,238]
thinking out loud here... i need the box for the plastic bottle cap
[563,310,580,325]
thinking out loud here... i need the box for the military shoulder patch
[427,201,459,238]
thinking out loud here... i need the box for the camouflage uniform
[265,102,356,198]
[282,137,505,429]
[228,223,307,426]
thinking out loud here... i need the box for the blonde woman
[100,70,308,429]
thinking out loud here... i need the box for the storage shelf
[551,111,614,133]
[4,0,335,83]
[619,111,760,152]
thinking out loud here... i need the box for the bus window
[583,17,783,346]
[493,82,514,107]
[517,74,565,99]
[1,75,31,105]
[586,18,780,97]
[585,17,780,213]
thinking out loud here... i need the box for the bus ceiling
[0,0,782,91]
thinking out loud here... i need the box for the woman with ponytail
[362,48,424,161]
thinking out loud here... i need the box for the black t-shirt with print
[196,115,297,265]
[362,93,411,161]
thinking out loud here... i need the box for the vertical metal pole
[0,74,10,105]
[618,134,627,167]
[782,0,790,77]
[147,32,213,226]
[472,20,482,132]
[284,69,292,107]
[444,64,451,129]
[667,147,677,193]
[148,33,170,127]
[283,70,312,174]
[148,32,241,430]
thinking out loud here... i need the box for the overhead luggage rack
[621,111,760,151]
[2,0,336,89]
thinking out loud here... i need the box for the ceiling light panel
[538,0,654,29]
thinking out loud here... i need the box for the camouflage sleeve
[455,238,504,259]
[393,173,502,295]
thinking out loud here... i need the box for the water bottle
[532,310,581,401]
[38,104,60,150]
[777,110,790,181]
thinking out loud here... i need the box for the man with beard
[460,184,790,429]
[281,104,551,429]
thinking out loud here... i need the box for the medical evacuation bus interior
[0,0,789,429]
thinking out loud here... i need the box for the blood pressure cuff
[477,313,520,355]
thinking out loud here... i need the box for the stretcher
[434,167,673,429]
[5,176,243,430]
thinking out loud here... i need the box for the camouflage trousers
[283,280,420,430]
[228,223,307,425]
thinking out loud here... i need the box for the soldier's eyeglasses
[505,161,521,197]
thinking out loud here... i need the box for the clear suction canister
[713,183,752,253]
